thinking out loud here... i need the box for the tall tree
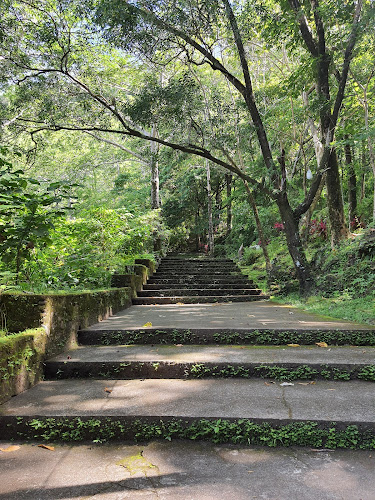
[0,0,368,293]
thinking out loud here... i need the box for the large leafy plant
[0,147,70,283]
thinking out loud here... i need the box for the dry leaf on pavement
[38,444,55,451]
[104,387,113,393]
[287,344,300,347]
[316,342,328,347]
[143,322,152,327]
[0,445,20,453]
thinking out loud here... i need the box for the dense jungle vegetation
[0,0,374,324]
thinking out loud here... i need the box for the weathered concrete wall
[134,259,156,275]
[111,274,143,294]
[0,328,46,404]
[0,288,132,403]
[133,264,149,284]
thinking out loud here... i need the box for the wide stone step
[77,327,375,346]
[137,288,262,297]
[152,273,245,279]
[2,379,375,444]
[132,295,268,305]
[43,345,375,381]
[162,258,234,262]
[156,264,239,270]
[148,277,252,284]
[143,283,256,290]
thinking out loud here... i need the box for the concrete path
[2,379,374,423]
[48,344,375,364]
[84,302,372,331]
[1,440,374,500]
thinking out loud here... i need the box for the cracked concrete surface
[1,440,375,499]
[82,302,372,331]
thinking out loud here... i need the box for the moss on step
[6,416,375,450]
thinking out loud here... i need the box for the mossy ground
[240,229,375,327]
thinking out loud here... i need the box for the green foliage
[20,208,161,291]
[96,327,375,347]
[312,229,375,299]
[242,246,263,265]
[0,147,71,282]
[12,416,375,449]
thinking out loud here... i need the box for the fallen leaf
[298,382,310,386]
[38,444,55,451]
[104,387,113,393]
[176,302,184,305]
[0,445,20,453]
[175,344,183,347]
[287,344,300,347]
[143,322,152,327]
[264,382,271,386]
[316,342,328,347]
[248,470,254,473]
[280,382,294,386]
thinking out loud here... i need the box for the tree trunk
[206,160,214,255]
[150,124,161,209]
[345,139,357,226]
[195,211,200,252]
[300,174,326,244]
[326,148,348,246]
[225,174,232,236]
[276,192,314,295]
[243,180,272,273]
[363,89,375,221]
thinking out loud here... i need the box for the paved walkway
[1,440,374,499]
[84,301,371,331]
[2,301,374,499]
[2,378,374,422]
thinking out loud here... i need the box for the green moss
[116,452,157,475]
[98,328,375,346]
[0,328,46,404]
[133,264,148,284]
[111,274,143,294]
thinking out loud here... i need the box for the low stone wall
[0,328,46,405]
[0,287,132,403]
[111,274,143,294]
[134,259,156,274]
[133,264,149,284]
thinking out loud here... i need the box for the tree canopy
[0,0,374,295]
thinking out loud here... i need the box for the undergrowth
[10,417,375,449]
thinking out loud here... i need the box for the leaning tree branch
[124,2,248,98]
[331,0,363,129]
[18,119,264,190]
[83,131,148,164]
[288,0,318,57]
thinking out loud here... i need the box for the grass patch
[272,294,375,327]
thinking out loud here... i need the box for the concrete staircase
[1,258,375,448]
[133,257,268,304]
